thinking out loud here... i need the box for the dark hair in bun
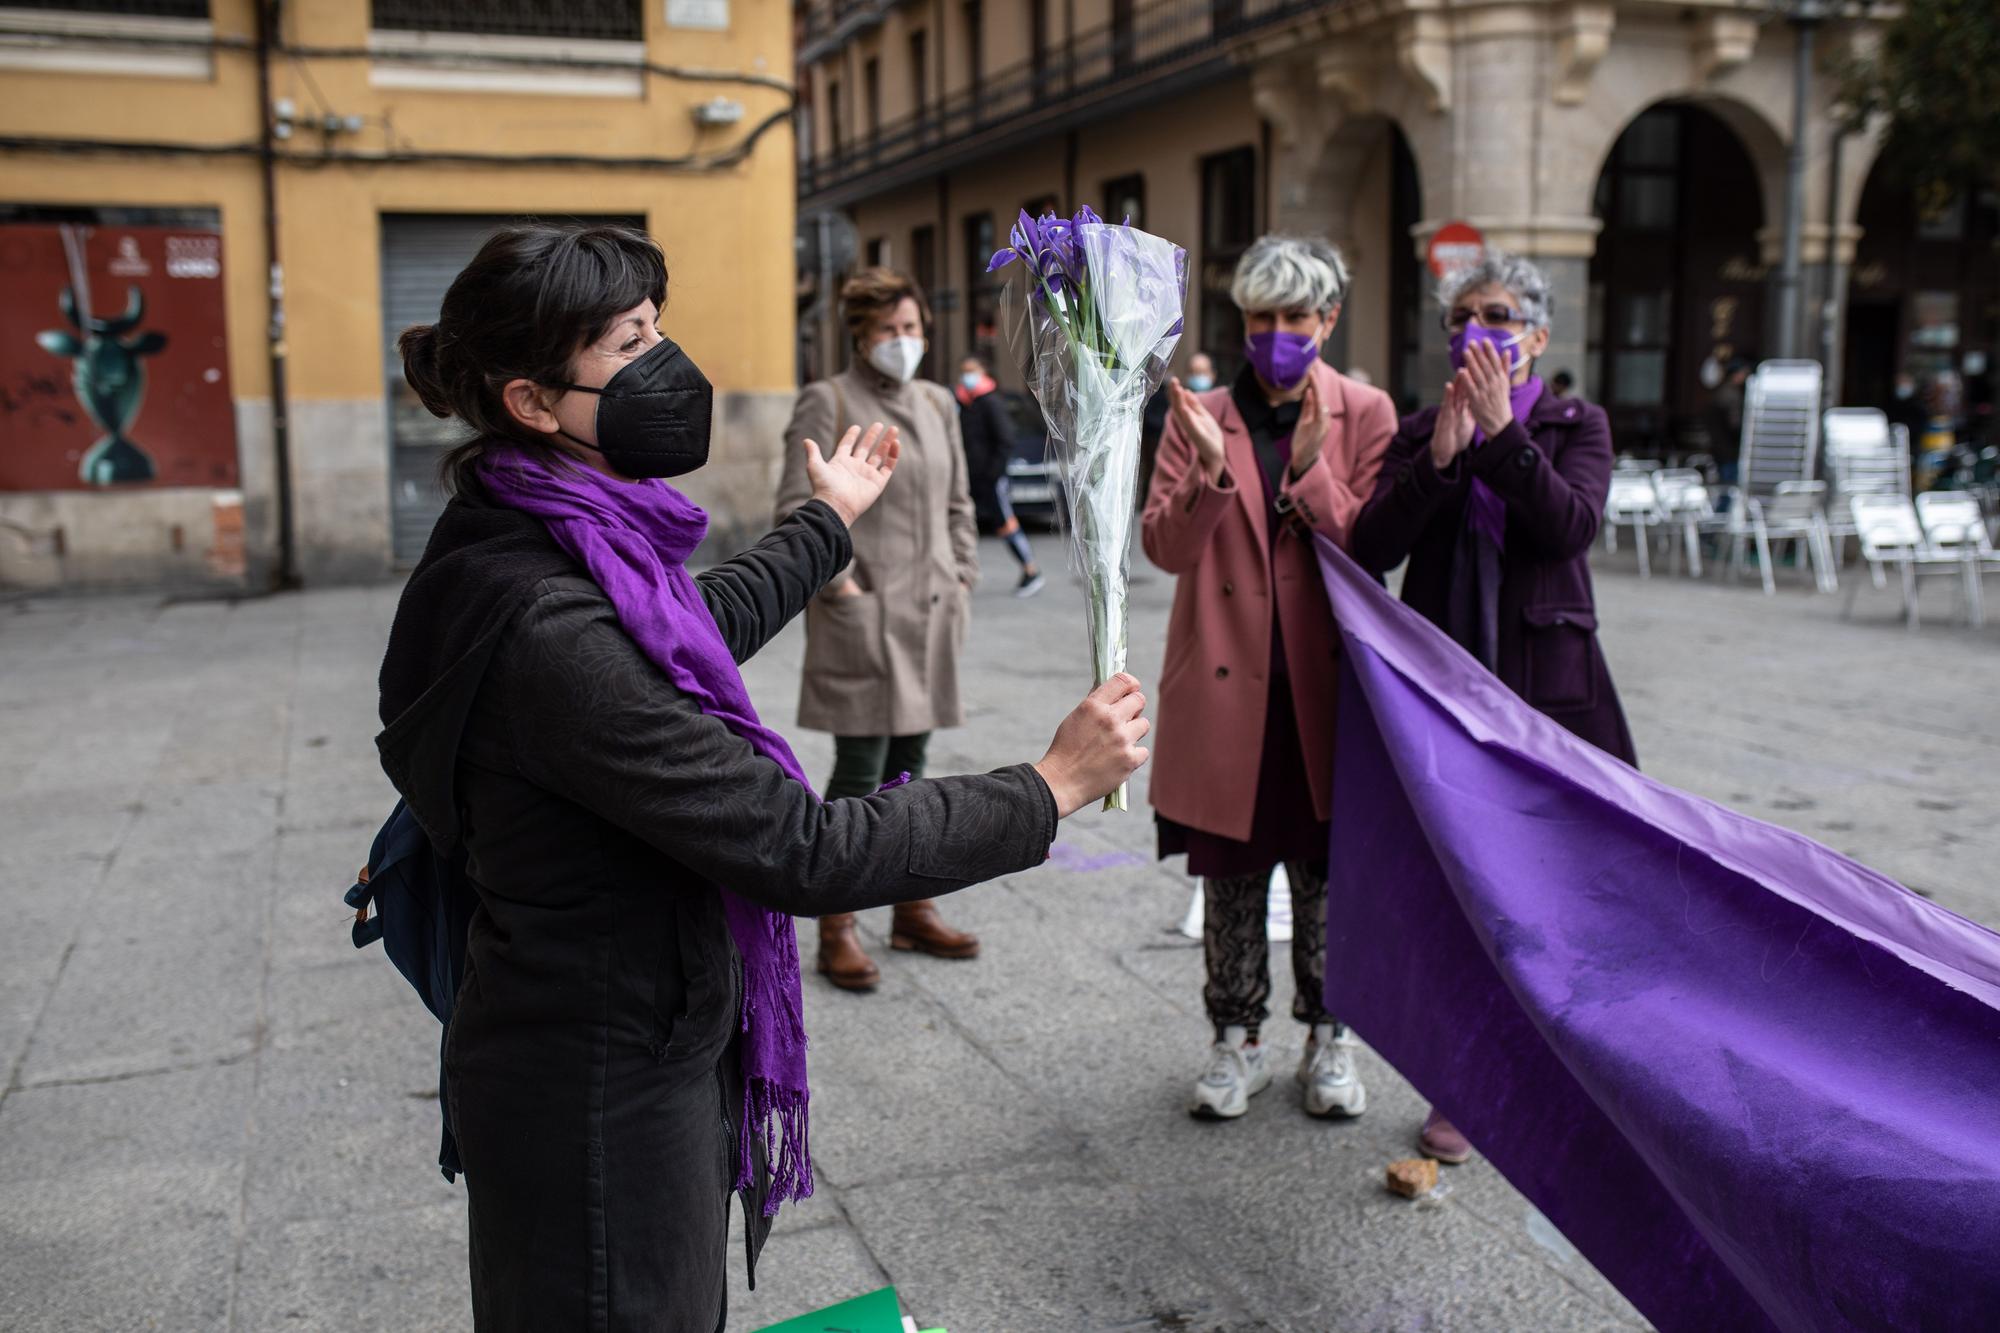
[397,222,668,493]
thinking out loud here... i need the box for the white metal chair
[1604,470,1664,577]
[1649,468,1717,577]
[1728,480,1838,595]
[1824,408,1911,576]
[1730,361,1833,593]
[1844,495,1981,630]
[1916,492,2000,627]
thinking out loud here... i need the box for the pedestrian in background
[1142,234,1396,1122]
[1349,249,1637,1168]
[955,353,1046,597]
[777,268,983,991]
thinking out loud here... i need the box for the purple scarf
[1465,375,1545,550]
[479,446,812,1214]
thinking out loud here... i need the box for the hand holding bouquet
[989,207,1187,810]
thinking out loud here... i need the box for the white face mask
[868,335,925,383]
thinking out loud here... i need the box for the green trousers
[825,732,931,801]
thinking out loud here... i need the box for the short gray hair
[1230,235,1349,315]
[1437,250,1553,329]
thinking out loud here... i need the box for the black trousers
[1202,861,1334,1042]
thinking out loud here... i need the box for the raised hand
[804,421,900,528]
[1463,338,1517,438]
[1290,376,1332,477]
[1430,376,1476,472]
[1033,673,1152,818]
[1168,378,1227,484]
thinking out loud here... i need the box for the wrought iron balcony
[799,0,1326,210]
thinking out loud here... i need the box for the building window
[8,0,209,14]
[1103,174,1145,229]
[909,30,928,116]
[863,56,880,140]
[965,212,998,365]
[911,226,938,303]
[1112,0,1134,70]
[827,77,844,157]
[964,0,983,99]
[866,237,890,268]
[912,225,938,377]
[1030,0,1048,97]
[1023,193,1058,220]
[1200,146,1258,374]
[371,0,641,41]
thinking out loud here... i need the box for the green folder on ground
[751,1285,931,1333]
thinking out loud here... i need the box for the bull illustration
[36,285,168,485]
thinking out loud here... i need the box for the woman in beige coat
[777,267,983,991]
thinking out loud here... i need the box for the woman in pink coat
[1141,235,1396,1122]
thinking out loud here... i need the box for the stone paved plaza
[2,538,1994,1332]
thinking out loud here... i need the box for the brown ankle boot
[889,899,980,959]
[816,914,879,991]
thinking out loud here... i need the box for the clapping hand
[1168,378,1227,483]
[1430,376,1476,472]
[1289,377,1332,477]
[1461,338,1517,438]
[804,421,900,528]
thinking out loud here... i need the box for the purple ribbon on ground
[481,447,813,1215]
[1464,375,1543,551]
[1316,536,2000,1332]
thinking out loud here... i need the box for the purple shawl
[480,446,813,1214]
[1465,375,1544,549]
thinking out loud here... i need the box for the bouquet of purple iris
[989,206,1187,810]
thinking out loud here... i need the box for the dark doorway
[1844,301,1900,413]
[1199,145,1259,379]
[1589,103,1766,461]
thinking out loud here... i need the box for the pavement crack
[15,1046,257,1092]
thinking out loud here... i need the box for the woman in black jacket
[377,223,1148,1332]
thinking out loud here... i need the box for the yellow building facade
[1,0,797,588]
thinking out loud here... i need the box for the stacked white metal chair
[1823,407,1912,586]
[1728,360,1837,594]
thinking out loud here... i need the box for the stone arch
[1587,99,1773,456]
[1267,111,1426,397]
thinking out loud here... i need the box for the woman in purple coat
[1349,250,1636,1165]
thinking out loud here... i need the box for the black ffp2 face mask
[553,335,714,479]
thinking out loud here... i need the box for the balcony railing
[800,0,1327,205]
[798,0,894,65]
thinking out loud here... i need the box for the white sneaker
[1190,1025,1271,1119]
[1298,1022,1367,1118]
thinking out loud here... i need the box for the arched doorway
[1845,165,2000,439]
[1589,103,1767,461]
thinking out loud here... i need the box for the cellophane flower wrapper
[997,217,1187,810]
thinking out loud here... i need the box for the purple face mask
[1450,321,1529,373]
[1245,330,1322,389]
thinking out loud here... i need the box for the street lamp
[1773,0,1832,361]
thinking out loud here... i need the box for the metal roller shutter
[381,214,513,564]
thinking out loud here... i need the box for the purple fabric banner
[1316,537,2000,1333]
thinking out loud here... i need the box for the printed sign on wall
[1,222,238,491]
